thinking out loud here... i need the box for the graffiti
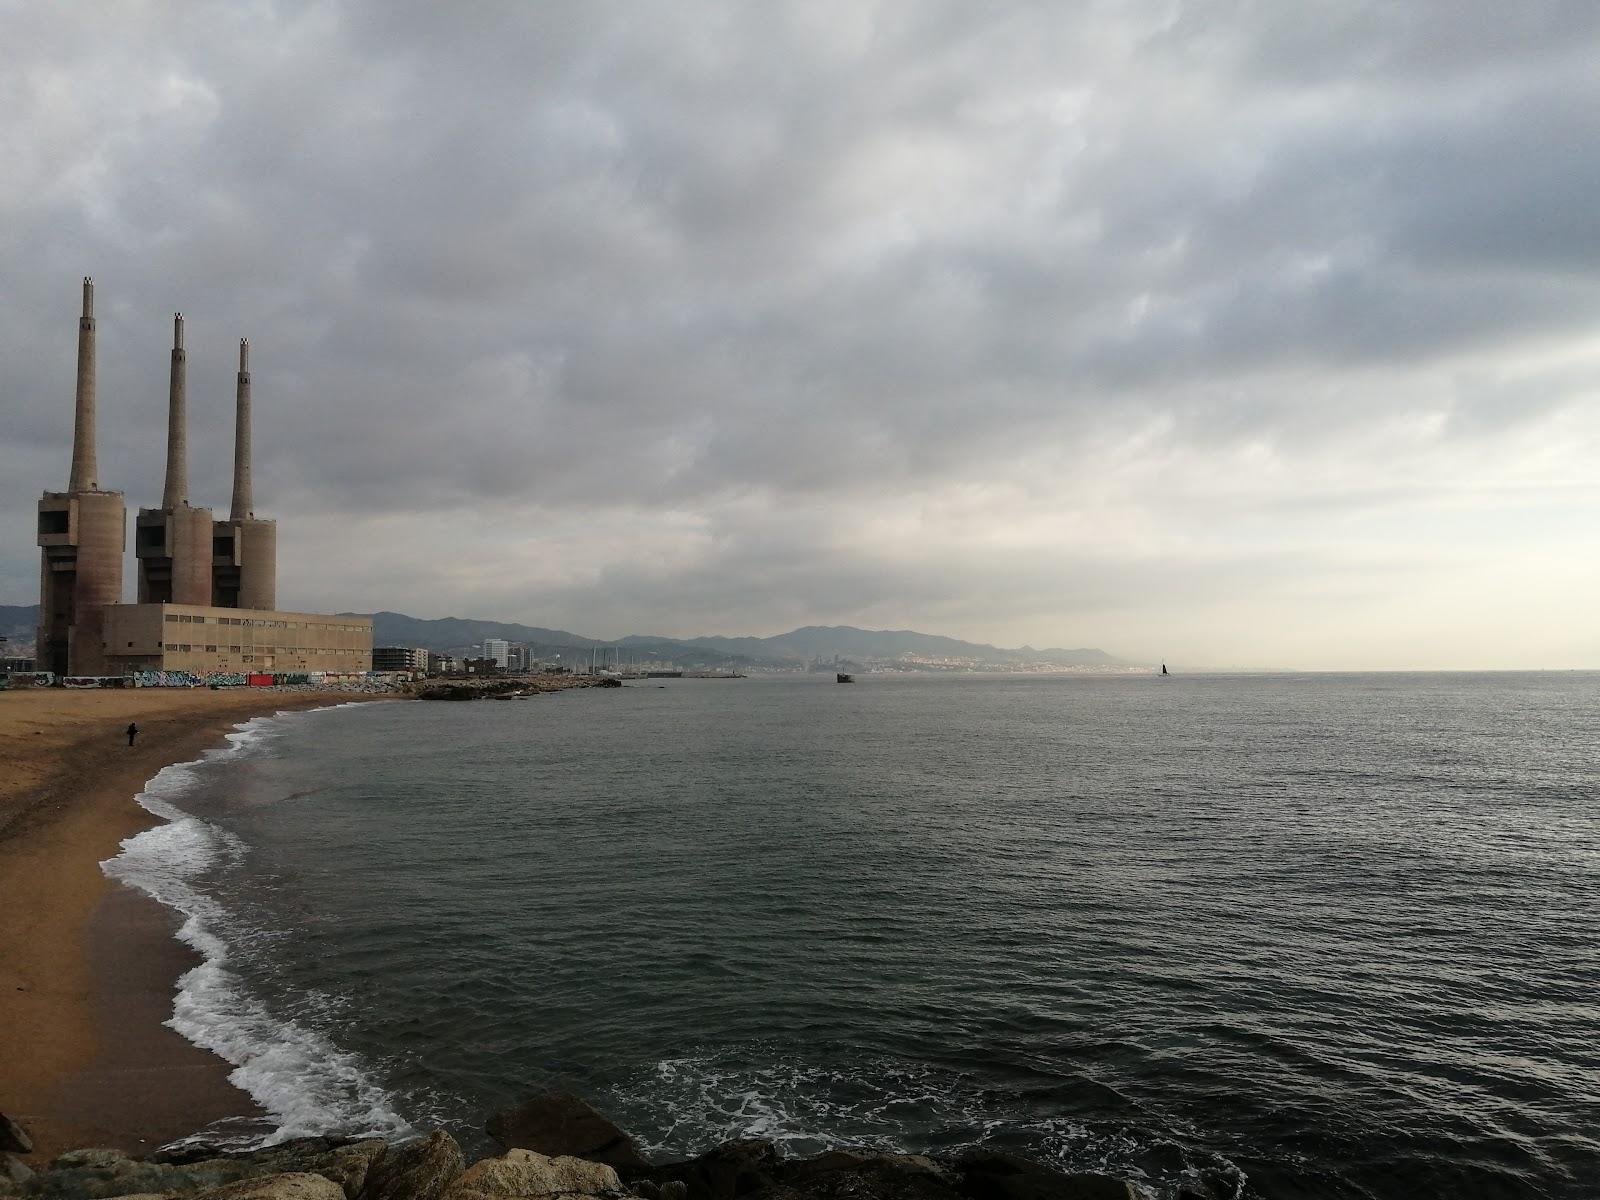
[129,670,314,688]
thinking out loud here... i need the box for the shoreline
[0,688,400,1159]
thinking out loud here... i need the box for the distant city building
[463,656,501,675]
[427,651,458,675]
[482,638,510,668]
[372,646,429,673]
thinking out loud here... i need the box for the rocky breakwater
[413,676,622,702]
[0,1096,1152,1200]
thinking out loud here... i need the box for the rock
[190,1173,348,1200]
[656,1183,686,1200]
[485,1094,649,1171]
[443,1149,623,1200]
[50,1150,134,1172]
[789,1151,946,1180]
[656,1141,777,1200]
[956,1151,1136,1200]
[0,1115,32,1156]
[305,1142,388,1199]
[632,1182,660,1200]
[360,1132,465,1200]
[2,1156,33,1186]
[773,1149,957,1200]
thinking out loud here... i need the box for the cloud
[3,0,1599,667]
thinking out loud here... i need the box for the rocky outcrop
[189,1176,346,1200]
[414,676,616,702]
[486,1094,647,1171]
[443,1149,621,1200]
[359,1133,464,1200]
[954,1152,1137,1200]
[15,1139,390,1200]
[0,1116,32,1156]
[5,1104,1146,1200]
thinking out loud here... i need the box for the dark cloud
[3,1,1599,666]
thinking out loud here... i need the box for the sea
[103,673,1600,1199]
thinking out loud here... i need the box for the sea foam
[103,709,411,1147]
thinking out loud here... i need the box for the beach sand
[0,688,394,1158]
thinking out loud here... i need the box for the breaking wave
[102,710,411,1147]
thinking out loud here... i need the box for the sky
[3,1,1599,669]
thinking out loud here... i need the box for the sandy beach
[0,688,395,1158]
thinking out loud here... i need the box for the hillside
[665,624,1127,667]
[0,604,37,651]
[1,604,1135,670]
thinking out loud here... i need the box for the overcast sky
[4,2,1599,668]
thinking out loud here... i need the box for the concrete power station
[36,278,371,678]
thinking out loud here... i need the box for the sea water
[105,674,1600,1198]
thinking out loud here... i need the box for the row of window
[163,614,368,632]
[163,644,364,655]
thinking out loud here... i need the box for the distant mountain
[661,624,1128,667]
[2,602,1133,670]
[0,604,38,650]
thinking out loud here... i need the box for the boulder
[304,1142,388,1199]
[485,1094,648,1172]
[50,1151,134,1172]
[956,1151,1136,1200]
[2,1156,33,1186]
[655,1141,778,1200]
[775,1150,957,1200]
[442,1149,622,1200]
[0,1116,31,1156]
[360,1132,465,1200]
[190,1174,347,1200]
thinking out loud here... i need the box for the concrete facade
[138,314,214,606]
[103,604,372,676]
[372,646,429,672]
[213,339,276,609]
[37,279,126,676]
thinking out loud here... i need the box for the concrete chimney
[68,276,97,491]
[162,313,188,508]
[231,338,252,519]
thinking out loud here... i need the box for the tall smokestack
[68,276,97,491]
[162,313,188,507]
[231,338,252,519]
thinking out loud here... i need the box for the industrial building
[372,646,429,673]
[35,278,369,678]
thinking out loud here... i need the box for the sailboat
[1160,663,1169,676]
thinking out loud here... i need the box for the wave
[603,1049,1245,1199]
[102,708,411,1147]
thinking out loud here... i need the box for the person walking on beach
[126,722,138,747]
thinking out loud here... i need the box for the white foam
[103,709,411,1147]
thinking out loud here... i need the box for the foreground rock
[444,1150,621,1200]
[190,1176,345,1200]
[0,1116,31,1156]
[3,1100,1150,1200]
[486,1095,647,1171]
[360,1133,464,1200]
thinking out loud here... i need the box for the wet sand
[0,688,396,1157]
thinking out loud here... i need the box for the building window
[205,645,217,652]
[164,643,178,650]
[165,615,180,623]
